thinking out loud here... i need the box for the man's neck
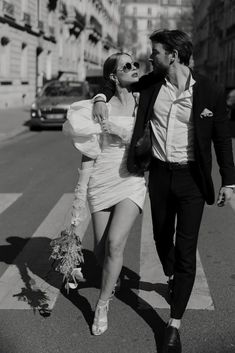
[167,64,191,94]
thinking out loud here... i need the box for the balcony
[103,34,114,50]
[22,12,31,27]
[90,16,102,37]
[65,7,86,33]
[88,16,102,43]
[2,0,15,20]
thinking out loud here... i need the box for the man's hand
[93,101,108,123]
[217,186,234,207]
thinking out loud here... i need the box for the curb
[0,126,29,143]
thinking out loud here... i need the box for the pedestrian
[92,29,235,353]
[63,52,146,335]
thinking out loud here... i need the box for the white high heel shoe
[92,299,110,336]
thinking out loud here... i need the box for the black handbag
[135,120,152,171]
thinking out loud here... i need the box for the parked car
[30,80,91,130]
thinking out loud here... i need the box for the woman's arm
[100,120,132,144]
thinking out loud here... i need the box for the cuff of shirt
[92,94,107,103]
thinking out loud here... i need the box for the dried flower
[50,226,84,290]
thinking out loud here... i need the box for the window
[20,43,28,79]
[148,8,152,15]
[0,39,10,78]
[48,11,53,27]
[133,18,137,29]
[36,0,42,21]
[46,51,52,80]
[169,0,177,5]
[147,19,152,30]
[181,0,191,6]
[21,0,29,14]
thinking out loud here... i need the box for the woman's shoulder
[69,99,93,111]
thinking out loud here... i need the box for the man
[93,30,235,353]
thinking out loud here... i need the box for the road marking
[0,193,22,214]
[229,192,235,212]
[138,194,214,310]
[0,194,90,310]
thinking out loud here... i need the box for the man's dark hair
[149,29,193,66]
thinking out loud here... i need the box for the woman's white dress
[63,100,146,213]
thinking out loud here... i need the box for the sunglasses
[117,62,140,73]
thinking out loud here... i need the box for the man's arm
[97,80,116,102]
[92,80,115,121]
[95,71,158,102]
[92,71,159,121]
[212,85,235,205]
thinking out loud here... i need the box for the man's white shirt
[151,75,196,163]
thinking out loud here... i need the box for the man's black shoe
[162,326,182,353]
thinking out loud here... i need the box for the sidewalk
[0,106,31,143]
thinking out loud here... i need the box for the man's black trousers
[148,158,205,319]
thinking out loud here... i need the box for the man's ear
[170,49,179,64]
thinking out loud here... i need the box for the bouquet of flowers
[50,226,84,290]
[50,165,93,291]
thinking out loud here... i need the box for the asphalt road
[0,130,235,353]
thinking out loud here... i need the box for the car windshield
[41,82,83,97]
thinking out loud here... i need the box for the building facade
[193,0,235,90]
[0,0,120,108]
[118,0,193,72]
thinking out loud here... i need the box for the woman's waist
[100,144,126,154]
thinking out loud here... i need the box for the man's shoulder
[137,71,164,89]
[192,71,224,93]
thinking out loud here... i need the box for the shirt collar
[164,73,196,91]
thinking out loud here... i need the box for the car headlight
[31,102,41,117]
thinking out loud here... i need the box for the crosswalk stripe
[0,194,90,310]
[229,193,235,212]
[0,193,22,214]
[138,194,214,310]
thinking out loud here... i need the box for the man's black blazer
[101,71,235,205]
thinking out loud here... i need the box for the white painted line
[0,194,90,310]
[138,194,214,310]
[0,194,22,214]
[229,192,235,212]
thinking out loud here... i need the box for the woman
[63,52,146,335]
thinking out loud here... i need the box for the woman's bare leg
[99,199,139,301]
[92,209,113,266]
[92,199,139,335]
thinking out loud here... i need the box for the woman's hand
[93,101,108,123]
[100,120,131,143]
[100,119,113,134]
